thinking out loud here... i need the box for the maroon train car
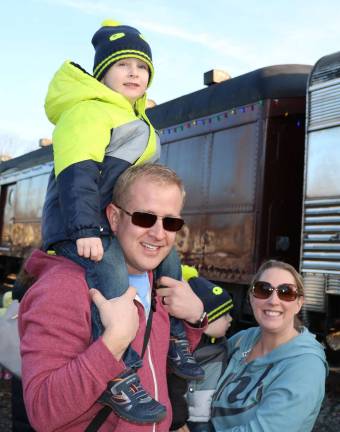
[149,64,310,324]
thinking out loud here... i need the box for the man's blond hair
[112,163,186,208]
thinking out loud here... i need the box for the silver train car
[300,51,340,352]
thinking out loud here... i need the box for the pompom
[101,19,121,27]
[181,265,199,282]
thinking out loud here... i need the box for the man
[19,163,206,432]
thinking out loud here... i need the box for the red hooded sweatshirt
[19,250,204,431]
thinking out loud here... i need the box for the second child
[168,270,234,432]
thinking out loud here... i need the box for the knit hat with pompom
[189,276,233,323]
[92,19,154,84]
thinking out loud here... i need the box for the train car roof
[309,51,340,86]
[0,145,53,175]
[147,64,311,129]
[0,64,311,173]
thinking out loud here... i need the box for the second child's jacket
[168,335,228,429]
[42,61,160,249]
[186,336,228,423]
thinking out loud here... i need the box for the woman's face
[250,267,304,335]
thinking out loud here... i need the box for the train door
[300,51,340,353]
[0,183,18,284]
[259,100,306,269]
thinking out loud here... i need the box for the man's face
[107,177,183,274]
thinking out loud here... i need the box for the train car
[148,63,310,324]
[300,51,340,351]
[0,146,52,285]
[0,64,310,327]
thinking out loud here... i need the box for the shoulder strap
[84,406,111,432]
[85,290,155,432]
[140,303,154,359]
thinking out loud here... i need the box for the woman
[210,260,327,432]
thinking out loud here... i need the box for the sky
[1,0,340,157]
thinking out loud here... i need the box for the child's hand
[76,237,104,261]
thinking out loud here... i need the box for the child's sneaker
[168,336,205,380]
[98,369,166,424]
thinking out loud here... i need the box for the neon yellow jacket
[42,61,160,247]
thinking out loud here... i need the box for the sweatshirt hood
[235,326,327,369]
[44,61,147,125]
[24,249,82,280]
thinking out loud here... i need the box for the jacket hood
[234,326,327,369]
[24,249,82,280]
[45,61,147,125]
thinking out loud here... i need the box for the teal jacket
[211,326,327,432]
[42,61,160,248]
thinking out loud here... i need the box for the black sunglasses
[251,281,299,302]
[115,204,185,232]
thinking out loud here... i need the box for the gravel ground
[313,371,340,432]
[313,395,340,432]
[0,379,11,432]
[0,376,339,431]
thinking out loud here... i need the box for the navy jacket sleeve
[56,160,102,239]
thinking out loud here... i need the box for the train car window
[306,126,340,198]
[15,174,50,221]
[208,124,258,209]
[160,134,211,263]
[161,134,210,211]
[1,184,17,245]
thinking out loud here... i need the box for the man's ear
[106,203,120,233]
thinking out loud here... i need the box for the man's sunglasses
[115,204,185,232]
[251,281,299,302]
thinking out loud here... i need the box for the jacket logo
[212,363,274,416]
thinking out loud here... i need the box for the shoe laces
[172,337,196,363]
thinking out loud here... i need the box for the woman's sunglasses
[251,281,299,302]
[115,204,185,232]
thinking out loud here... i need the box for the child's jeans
[53,235,185,369]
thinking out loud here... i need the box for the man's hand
[156,276,204,324]
[90,287,139,360]
[76,237,104,261]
